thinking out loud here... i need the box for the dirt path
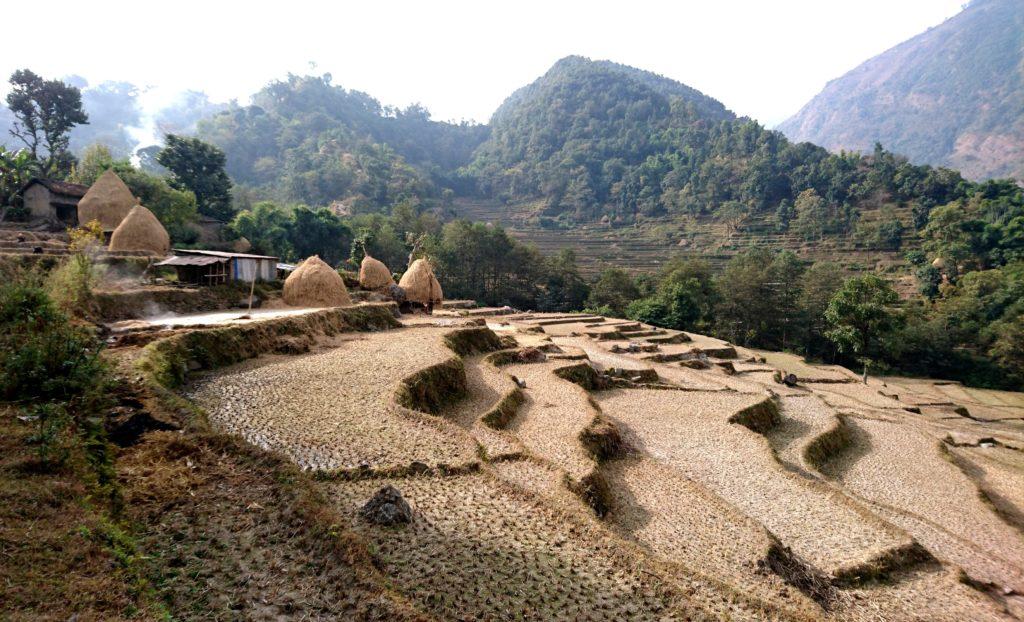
[189,326,478,471]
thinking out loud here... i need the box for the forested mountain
[195,75,488,209]
[464,55,969,235]
[778,0,1024,181]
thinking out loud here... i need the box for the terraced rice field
[502,360,600,483]
[323,473,703,621]
[189,327,478,471]
[596,388,910,580]
[171,309,1024,621]
[821,416,1024,593]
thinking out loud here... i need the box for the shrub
[0,281,109,465]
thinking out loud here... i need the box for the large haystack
[399,258,443,305]
[283,255,352,308]
[108,205,170,256]
[359,255,395,290]
[78,169,136,231]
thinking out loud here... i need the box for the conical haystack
[399,258,443,305]
[359,254,395,290]
[232,237,252,253]
[283,255,352,308]
[78,169,136,231]
[108,205,170,256]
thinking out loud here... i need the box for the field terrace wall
[136,302,401,390]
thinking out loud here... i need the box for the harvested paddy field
[596,388,911,580]
[820,415,1024,593]
[84,307,1024,621]
[189,326,480,471]
[322,472,706,621]
[502,360,601,484]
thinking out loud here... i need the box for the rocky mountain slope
[778,0,1024,181]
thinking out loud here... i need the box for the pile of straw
[359,254,395,290]
[78,169,136,231]
[107,205,170,255]
[283,255,352,308]
[398,258,443,305]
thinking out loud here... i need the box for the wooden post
[247,272,256,313]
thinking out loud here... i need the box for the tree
[229,202,293,259]
[795,262,845,359]
[157,134,234,221]
[586,268,640,317]
[0,147,34,220]
[825,275,901,381]
[289,206,352,266]
[5,69,89,176]
[792,188,828,240]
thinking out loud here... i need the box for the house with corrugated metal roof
[155,249,279,285]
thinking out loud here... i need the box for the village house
[20,178,88,227]
[155,249,279,285]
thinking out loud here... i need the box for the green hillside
[778,0,1024,181]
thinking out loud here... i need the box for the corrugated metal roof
[173,248,278,260]
[155,255,228,267]
[277,263,298,272]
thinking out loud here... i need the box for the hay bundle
[398,258,443,305]
[232,237,252,253]
[108,205,170,255]
[283,255,352,308]
[359,255,395,290]
[78,169,136,231]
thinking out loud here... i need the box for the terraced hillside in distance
[131,301,1022,620]
[452,198,914,278]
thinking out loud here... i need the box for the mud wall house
[191,216,226,244]
[21,179,88,227]
[155,249,278,285]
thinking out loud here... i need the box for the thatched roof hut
[108,205,170,255]
[398,258,443,305]
[77,170,136,231]
[283,255,352,308]
[359,255,395,290]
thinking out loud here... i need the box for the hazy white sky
[3,0,966,127]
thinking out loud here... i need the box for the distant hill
[778,0,1024,181]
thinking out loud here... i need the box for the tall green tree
[0,147,34,220]
[825,275,901,381]
[5,69,89,176]
[157,134,234,221]
[586,268,640,317]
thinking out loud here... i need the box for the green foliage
[0,279,109,464]
[5,69,89,176]
[196,74,486,209]
[586,268,640,317]
[465,57,970,231]
[825,275,901,368]
[537,249,590,313]
[715,249,805,349]
[157,134,234,221]
[229,201,352,265]
[0,146,34,220]
[625,258,717,332]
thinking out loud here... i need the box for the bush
[0,281,109,464]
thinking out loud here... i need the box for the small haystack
[232,237,252,253]
[108,205,170,255]
[78,169,136,231]
[359,254,395,290]
[283,255,352,308]
[398,258,443,306]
